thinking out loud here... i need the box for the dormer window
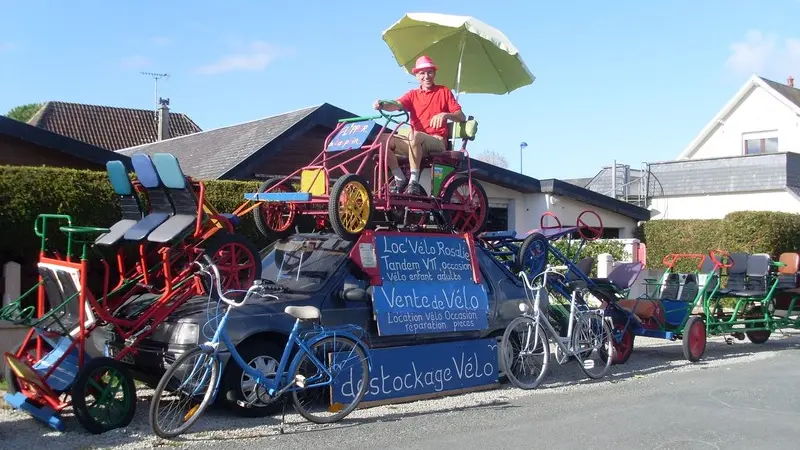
[742,131,779,155]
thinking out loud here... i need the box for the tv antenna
[140,72,170,110]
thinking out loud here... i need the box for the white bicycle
[501,265,615,390]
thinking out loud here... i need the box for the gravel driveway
[2,331,799,450]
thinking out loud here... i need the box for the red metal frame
[662,253,707,270]
[8,176,255,415]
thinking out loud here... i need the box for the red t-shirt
[397,85,462,140]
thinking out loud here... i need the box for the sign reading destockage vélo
[331,338,498,405]
[373,233,489,336]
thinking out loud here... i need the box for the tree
[6,103,44,123]
[473,149,509,168]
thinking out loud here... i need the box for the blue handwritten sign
[373,234,489,335]
[327,120,380,152]
[331,338,498,405]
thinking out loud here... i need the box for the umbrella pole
[451,34,466,151]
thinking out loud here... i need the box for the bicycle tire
[501,315,550,390]
[290,336,369,424]
[149,346,220,439]
[573,313,614,379]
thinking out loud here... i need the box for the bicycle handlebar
[377,99,405,110]
[517,264,569,291]
[198,254,278,307]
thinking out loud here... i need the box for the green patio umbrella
[381,13,535,96]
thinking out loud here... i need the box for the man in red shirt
[374,55,466,196]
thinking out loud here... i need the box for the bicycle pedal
[236,400,252,408]
[294,374,306,388]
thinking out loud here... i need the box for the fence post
[597,253,614,278]
[3,261,21,307]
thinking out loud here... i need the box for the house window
[743,136,779,155]
[485,206,509,232]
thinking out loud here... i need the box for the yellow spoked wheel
[328,174,374,241]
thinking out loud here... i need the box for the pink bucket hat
[412,55,438,74]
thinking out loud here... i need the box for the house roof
[0,114,131,169]
[27,101,202,151]
[572,151,800,202]
[676,75,800,160]
[469,159,651,221]
[118,103,357,180]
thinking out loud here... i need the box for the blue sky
[2,0,799,180]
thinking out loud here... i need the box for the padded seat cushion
[285,305,321,320]
[728,290,769,298]
[618,298,665,324]
[95,219,138,246]
[147,214,196,243]
[123,213,171,241]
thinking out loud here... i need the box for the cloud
[724,30,800,77]
[194,41,290,75]
[119,55,152,70]
[0,42,18,53]
[150,36,171,46]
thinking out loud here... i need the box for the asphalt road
[2,334,800,449]
[191,336,800,450]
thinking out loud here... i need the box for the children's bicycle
[500,265,614,390]
[148,255,372,439]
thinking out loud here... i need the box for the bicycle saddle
[285,305,320,320]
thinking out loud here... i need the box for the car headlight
[172,323,200,345]
[150,322,200,345]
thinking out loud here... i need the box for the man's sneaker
[390,178,408,194]
[404,181,427,197]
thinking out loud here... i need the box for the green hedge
[0,165,267,267]
[637,211,800,271]
[550,239,629,277]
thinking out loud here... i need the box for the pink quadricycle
[234,100,490,241]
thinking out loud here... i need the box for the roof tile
[117,105,323,180]
[27,101,202,150]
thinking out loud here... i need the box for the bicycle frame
[202,308,334,400]
[192,256,372,407]
[519,267,596,359]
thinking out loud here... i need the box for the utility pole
[140,72,170,110]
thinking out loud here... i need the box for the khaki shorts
[388,130,447,156]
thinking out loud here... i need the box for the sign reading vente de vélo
[372,234,489,336]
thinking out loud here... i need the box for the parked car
[104,231,531,417]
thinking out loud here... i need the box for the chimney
[157,97,170,141]
[788,76,795,88]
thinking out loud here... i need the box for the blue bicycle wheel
[518,232,550,278]
[149,347,220,439]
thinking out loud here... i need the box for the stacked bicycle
[500,265,615,390]
[148,254,372,439]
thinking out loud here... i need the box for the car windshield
[260,235,352,292]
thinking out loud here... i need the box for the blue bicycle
[148,255,372,439]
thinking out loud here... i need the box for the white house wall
[650,190,800,219]
[690,86,800,160]
[521,194,639,238]
[471,182,640,238]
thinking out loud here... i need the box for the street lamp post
[519,142,528,174]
